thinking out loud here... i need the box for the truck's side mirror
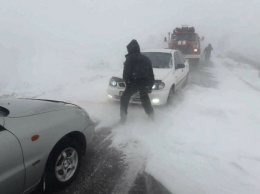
[164,37,167,42]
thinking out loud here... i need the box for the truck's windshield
[172,33,196,41]
[142,52,172,68]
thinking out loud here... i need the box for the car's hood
[113,68,172,80]
[0,98,78,118]
[153,68,172,80]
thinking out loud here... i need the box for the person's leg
[205,53,209,61]
[120,85,137,122]
[139,89,154,117]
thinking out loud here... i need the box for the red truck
[165,26,203,64]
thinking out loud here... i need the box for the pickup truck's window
[142,52,172,68]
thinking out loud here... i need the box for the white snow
[1,1,260,193]
[110,57,260,194]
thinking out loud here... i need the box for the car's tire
[167,85,175,105]
[45,137,82,191]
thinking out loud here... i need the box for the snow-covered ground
[107,57,260,194]
[27,55,259,194]
[1,50,260,193]
[1,1,260,193]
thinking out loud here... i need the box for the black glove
[145,86,152,93]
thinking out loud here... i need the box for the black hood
[126,39,140,54]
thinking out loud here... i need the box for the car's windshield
[172,33,196,41]
[142,52,172,68]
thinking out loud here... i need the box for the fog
[0,0,259,97]
[1,1,260,193]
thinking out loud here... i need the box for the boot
[120,112,127,124]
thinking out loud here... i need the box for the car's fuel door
[0,126,25,194]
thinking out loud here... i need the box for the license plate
[119,91,139,98]
[133,93,140,98]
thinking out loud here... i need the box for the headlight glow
[111,81,117,86]
[194,48,198,52]
[109,78,117,87]
[152,99,160,104]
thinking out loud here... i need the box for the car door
[0,118,25,194]
[173,51,183,89]
[176,51,187,82]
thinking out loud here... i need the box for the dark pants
[205,52,211,61]
[120,82,154,119]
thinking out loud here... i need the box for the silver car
[0,98,95,194]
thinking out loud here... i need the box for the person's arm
[147,58,155,88]
[123,58,131,84]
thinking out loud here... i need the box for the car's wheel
[167,85,175,105]
[45,137,82,191]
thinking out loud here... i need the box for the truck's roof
[142,49,177,54]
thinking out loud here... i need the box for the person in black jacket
[120,39,155,123]
[204,44,213,62]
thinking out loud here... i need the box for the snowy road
[33,57,260,194]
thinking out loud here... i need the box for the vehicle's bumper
[82,118,96,148]
[185,54,200,59]
[107,86,169,105]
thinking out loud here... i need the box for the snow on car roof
[142,49,177,53]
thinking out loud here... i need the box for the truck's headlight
[109,78,117,87]
[194,48,198,52]
[152,82,165,90]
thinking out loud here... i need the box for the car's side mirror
[176,64,185,69]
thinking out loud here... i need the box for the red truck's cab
[166,26,201,64]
